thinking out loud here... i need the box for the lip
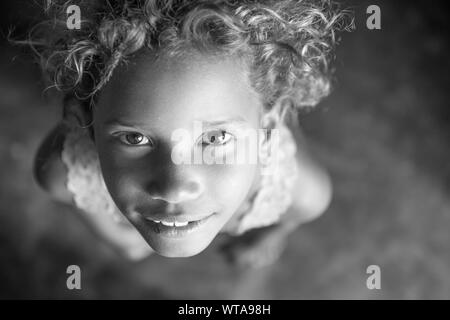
[143,215,211,224]
[143,213,216,238]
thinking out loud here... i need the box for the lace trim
[222,124,299,235]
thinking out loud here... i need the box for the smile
[143,213,216,237]
[152,220,189,227]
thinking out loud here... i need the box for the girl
[31,0,351,267]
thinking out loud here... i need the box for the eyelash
[116,132,154,147]
[200,130,234,146]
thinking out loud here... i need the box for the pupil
[128,134,142,144]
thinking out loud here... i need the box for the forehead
[95,52,261,130]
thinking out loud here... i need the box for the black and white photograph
[0,0,449,303]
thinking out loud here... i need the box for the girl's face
[93,52,262,257]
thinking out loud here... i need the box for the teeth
[160,221,174,227]
[175,221,189,227]
[151,220,190,227]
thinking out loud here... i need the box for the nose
[147,166,204,203]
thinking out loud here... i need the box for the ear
[62,96,93,128]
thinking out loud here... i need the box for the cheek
[95,141,142,209]
[203,164,257,207]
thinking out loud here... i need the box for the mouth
[142,213,216,238]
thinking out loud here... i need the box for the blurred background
[0,0,449,299]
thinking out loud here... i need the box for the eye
[201,130,233,146]
[117,132,153,147]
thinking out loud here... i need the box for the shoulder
[291,154,332,223]
[285,116,333,222]
[34,122,73,203]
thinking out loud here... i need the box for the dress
[61,120,300,260]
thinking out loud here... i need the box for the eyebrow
[198,117,249,127]
[104,117,249,129]
[104,119,150,130]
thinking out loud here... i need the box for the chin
[150,241,211,258]
[145,232,216,258]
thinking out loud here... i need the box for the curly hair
[26,0,353,115]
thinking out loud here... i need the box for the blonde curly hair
[28,0,353,115]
